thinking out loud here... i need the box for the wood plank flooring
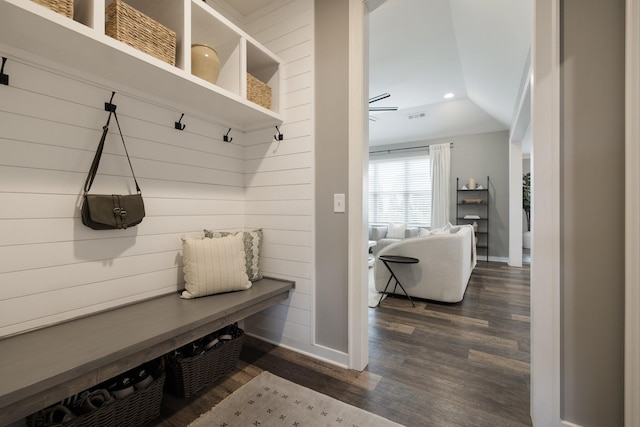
[150,261,531,427]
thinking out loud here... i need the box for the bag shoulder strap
[83,107,141,195]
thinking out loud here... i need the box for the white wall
[226,0,325,360]
[0,51,246,337]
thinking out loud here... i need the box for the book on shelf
[463,214,481,219]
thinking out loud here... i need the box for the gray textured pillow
[204,229,263,281]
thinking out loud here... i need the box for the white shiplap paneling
[0,53,246,337]
[0,0,334,364]
[241,0,318,357]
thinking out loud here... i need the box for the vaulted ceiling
[368,0,532,146]
[210,0,532,148]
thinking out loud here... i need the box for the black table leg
[379,259,416,307]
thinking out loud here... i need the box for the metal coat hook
[223,128,233,143]
[0,57,9,86]
[274,126,284,141]
[104,91,117,112]
[175,113,186,130]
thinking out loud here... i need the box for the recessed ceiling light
[444,93,455,99]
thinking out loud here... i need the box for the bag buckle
[113,207,128,229]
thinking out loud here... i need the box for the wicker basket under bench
[165,324,245,398]
[27,360,165,427]
[0,278,294,426]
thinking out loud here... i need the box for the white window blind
[368,153,431,226]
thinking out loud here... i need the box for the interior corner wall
[240,0,316,355]
[314,0,349,352]
[560,0,625,424]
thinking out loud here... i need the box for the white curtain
[430,143,451,228]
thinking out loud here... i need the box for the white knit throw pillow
[181,234,251,299]
[387,223,406,239]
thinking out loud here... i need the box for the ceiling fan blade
[369,93,391,104]
[369,106,398,112]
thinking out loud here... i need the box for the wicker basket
[31,0,73,18]
[105,0,176,66]
[165,325,244,398]
[27,362,165,427]
[247,73,272,110]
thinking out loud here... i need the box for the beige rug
[189,371,403,427]
[368,266,387,308]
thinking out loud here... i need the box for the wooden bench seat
[0,277,294,426]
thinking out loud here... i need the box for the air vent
[407,112,426,120]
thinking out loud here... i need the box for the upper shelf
[0,0,282,131]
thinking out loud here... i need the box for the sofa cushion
[369,225,387,241]
[387,223,406,239]
[419,228,431,237]
[405,227,419,238]
[431,226,448,234]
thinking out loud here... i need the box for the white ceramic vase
[191,44,221,84]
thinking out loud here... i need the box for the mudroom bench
[0,277,294,426]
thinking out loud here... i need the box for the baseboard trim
[484,256,509,263]
[245,331,350,369]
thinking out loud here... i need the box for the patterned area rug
[189,372,403,427]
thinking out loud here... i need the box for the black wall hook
[274,126,284,141]
[104,91,117,112]
[0,57,9,86]
[175,113,186,130]
[223,128,233,143]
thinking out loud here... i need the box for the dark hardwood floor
[151,261,532,427]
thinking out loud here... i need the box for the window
[368,153,431,226]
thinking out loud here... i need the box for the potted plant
[522,172,531,248]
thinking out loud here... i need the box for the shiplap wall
[0,49,248,338]
[240,0,323,359]
[0,0,332,364]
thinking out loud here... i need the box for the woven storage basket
[105,0,176,65]
[247,73,272,110]
[27,363,165,427]
[165,325,244,398]
[31,0,73,18]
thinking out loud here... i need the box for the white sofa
[369,224,419,255]
[374,225,477,303]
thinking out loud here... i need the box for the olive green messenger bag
[81,100,145,230]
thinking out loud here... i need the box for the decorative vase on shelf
[191,44,221,84]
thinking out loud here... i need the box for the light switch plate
[334,193,345,213]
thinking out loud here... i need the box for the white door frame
[625,0,640,424]
[530,0,562,424]
[347,0,369,371]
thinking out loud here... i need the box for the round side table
[378,255,419,307]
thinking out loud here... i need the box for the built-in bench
[0,277,294,426]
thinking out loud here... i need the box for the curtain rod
[369,142,453,155]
